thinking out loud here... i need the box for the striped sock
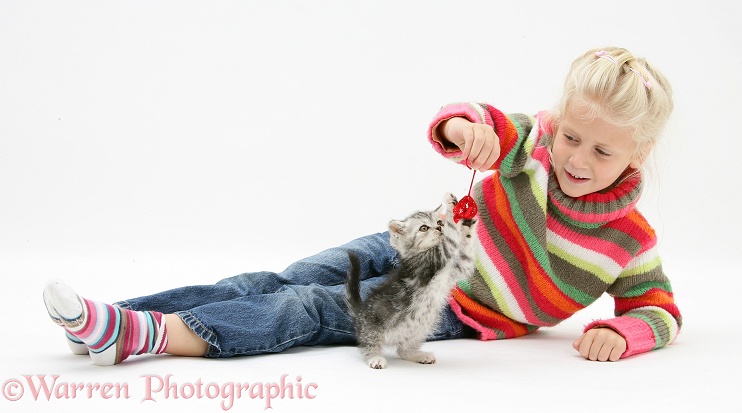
[43,279,168,366]
[65,331,90,355]
[43,288,90,355]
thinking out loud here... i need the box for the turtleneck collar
[547,169,643,228]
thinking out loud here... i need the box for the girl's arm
[437,117,500,172]
[428,103,542,175]
[578,212,682,360]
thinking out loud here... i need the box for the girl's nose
[569,150,589,169]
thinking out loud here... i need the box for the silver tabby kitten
[345,193,476,369]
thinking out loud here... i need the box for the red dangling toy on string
[452,160,478,223]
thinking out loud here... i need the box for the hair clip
[595,50,617,64]
[596,50,651,90]
[629,67,652,90]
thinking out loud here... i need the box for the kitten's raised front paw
[461,217,477,227]
[443,193,458,209]
[366,356,387,369]
[461,218,477,238]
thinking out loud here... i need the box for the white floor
[2,1,741,412]
[1,252,735,413]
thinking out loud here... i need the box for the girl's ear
[631,143,652,169]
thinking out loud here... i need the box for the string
[467,169,476,196]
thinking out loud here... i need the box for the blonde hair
[549,47,674,165]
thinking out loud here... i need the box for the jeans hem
[175,310,221,357]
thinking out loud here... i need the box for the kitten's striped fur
[346,193,476,369]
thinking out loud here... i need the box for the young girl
[43,46,681,365]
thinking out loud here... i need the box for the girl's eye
[419,225,429,232]
[437,220,444,226]
[595,148,611,156]
[564,134,577,142]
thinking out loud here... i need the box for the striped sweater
[428,103,682,358]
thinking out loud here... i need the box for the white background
[1,1,740,412]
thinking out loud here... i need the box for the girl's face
[551,105,639,198]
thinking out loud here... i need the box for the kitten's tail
[345,251,362,317]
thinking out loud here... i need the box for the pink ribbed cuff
[584,316,656,358]
[428,103,488,157]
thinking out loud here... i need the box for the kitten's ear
[388,220,405,236]
[434,203,447,218]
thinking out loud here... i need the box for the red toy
[452,161,478,223]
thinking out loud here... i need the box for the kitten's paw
[462,217,477,227]
[443,193,457,209]
[416,351,437,364]
[402,350,436,364]
[418,352,436,364]
[461,218,477,238]
[366,356,387,369]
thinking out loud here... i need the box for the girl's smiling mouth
[565,170,589,182]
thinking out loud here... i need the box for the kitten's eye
[419,225,429,232]
[437,220,444,227]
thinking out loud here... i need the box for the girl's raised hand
[440,117,500,172]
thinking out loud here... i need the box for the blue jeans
[115,232,472,358]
